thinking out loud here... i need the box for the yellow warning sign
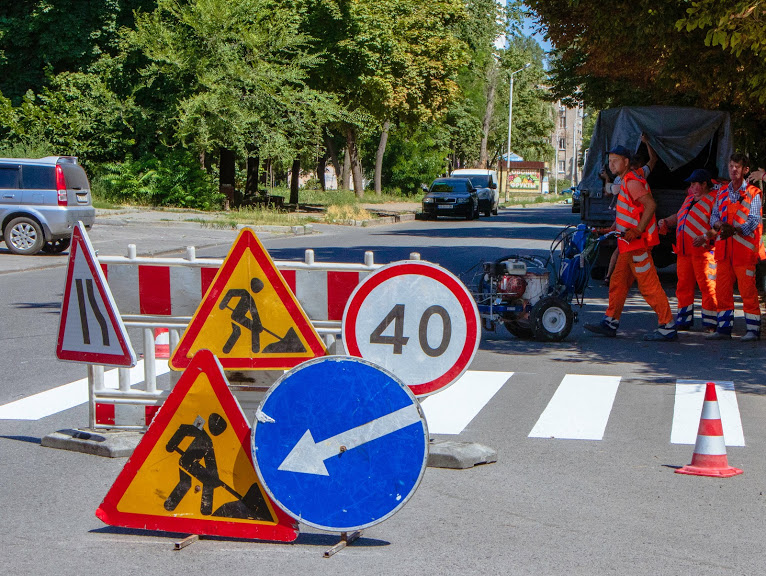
[96,350,298,540]
[170,228,326,371]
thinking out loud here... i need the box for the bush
[92,149,224,209]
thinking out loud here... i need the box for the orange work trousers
[676,252,717,329]
[605,249,673,326]
[715,258,761,334]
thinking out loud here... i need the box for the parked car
[449,169,499,217]
[0,156,95,255]
[422,178,479,220]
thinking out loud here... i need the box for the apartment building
[552,101,584,186]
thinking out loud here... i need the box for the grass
[265,187,423,206]
[502,193,569,208]
[92,198,125,210]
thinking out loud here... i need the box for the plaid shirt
[710,181,762,237]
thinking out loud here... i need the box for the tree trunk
[480,61,498,168]
[289,158,300,205]
[219,148,236,210]
[260,159,271,188]
[317,153,327,191]
[341,147,351,190]
[324,132,341,190]
[374,120,390,195]
[246,156,259,197]
[346,126,364,198]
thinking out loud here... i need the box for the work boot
[643,327,678,341]
[706,331,731,340]
[675,323,693,332]
[741,331,760,342]
[584,319,617,337]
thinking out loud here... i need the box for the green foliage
[382,125,450,193]
[0,1,155,103]
[92,149,223,209]
[127,0,338,161]
[527,0,766,160]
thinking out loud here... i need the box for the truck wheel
[501,317,535,339]
[531,297,574,342]
[5,217,45,255]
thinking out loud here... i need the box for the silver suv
[0,156,95,255]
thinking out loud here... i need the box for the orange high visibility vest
[714,183,762,266]
[675,192,715,256]
[615,170,659,253]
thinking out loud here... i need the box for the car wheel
[531,297,574,342]
[5,217,45,255]
[42,238,71,254]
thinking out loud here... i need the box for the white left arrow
[278,404,422,476]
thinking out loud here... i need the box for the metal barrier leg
[143,327,157,394]
[88,365,104,429]
[169,329,181,386]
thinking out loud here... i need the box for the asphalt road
[1,204,765,575]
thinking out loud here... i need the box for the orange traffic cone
[154,328,170,358]
[676,382,743,478]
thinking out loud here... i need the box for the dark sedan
[422,178,479,220]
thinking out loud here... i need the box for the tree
[527,0,766,159]
[127,0,339,202]
[0,1,155,103]
[301,0,467,195]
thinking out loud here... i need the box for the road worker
[657,169,717,331]
[706,153,763,341]
[584,145,676,341]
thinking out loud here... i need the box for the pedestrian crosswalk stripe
[0,360,169,421]
[671,380,745,446]
[420,370,511,435]
[528,374,621,440]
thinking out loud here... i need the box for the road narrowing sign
[252,356,429,532]
[96,349,298,541]
[56,222,136,367]
[342,260,480,397]
[170,228,326,371]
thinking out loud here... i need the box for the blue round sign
[251,356,429,532]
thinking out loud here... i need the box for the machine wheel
[531,297,574,342]
[501,317,535,339]
[42,238,71,254]
[4,216,45,255]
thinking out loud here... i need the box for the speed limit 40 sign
[342,261,480,396]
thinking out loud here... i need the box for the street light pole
[505,63,531,202]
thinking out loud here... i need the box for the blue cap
[607,145,632,158]
[684,169,712,183]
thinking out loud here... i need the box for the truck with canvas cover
[579,106,733,271]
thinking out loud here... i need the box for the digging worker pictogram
[218,277,307,355]
[164,414,227,516]
[219,278,266,353]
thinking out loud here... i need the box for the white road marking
[671,380,745,446]
[420,370,511,435]
[0,360,170,421]
[528,374,621,440]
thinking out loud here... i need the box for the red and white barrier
[87,245,421,430]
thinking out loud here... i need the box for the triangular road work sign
[170,228,326,371]
[56,222,136,367]
[96,349,299,541]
